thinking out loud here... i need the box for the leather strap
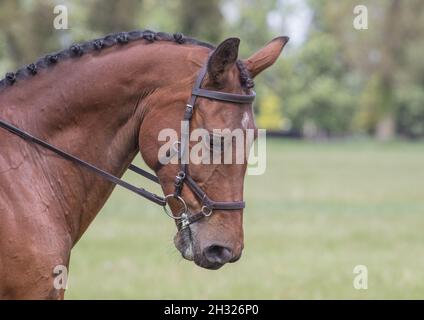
[192,88,255,104]
[184,175,245,210]
[0,119,166,206]
[128,164,159,183]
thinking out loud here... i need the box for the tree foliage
[0,0,423,139]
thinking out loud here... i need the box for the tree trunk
[375,113,395,141]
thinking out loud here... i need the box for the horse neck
[0,42,208,243]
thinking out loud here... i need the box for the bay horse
[0,30,288,299]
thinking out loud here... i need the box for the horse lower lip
[182,244,194,261]
[196,259,225,270]
[174,230,194,261]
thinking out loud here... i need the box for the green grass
[66,139,424,299]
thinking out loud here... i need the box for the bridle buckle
[174,171,186,187]
[201,205,213,217]
[184,104,194,119]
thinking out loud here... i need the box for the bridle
[162,54,255,228]
[0,52,255,229]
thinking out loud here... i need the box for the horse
[0,30,288,299]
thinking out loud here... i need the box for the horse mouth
[174,228,236,270]
[174,227,194,261]
[174,228,221,269]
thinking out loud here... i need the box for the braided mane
[0,30,254,91]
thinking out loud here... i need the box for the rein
[0,53,255,229]
[0,118,166,206]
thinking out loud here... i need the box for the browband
[192,88,256,104]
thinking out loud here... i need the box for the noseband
[0,52,255,229]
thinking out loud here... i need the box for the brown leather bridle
[163,54,255,228]
[0,52,255,229]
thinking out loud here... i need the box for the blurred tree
[0,0,423,140]
[224,0,276,52]
[139,0,179,32]
[0,0,60,68]
[310,0,424,139]
[256,92,285,130]
[87,0,143,34]
[396,86,424,139]
[355,74,386,135]
[282,33,356,137]
[177,0,223,43]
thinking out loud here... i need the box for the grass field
[66,139,424,299]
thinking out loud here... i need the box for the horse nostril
[204,245,233,264]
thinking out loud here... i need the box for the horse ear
[243,36,289,78]
[207,37,240,85]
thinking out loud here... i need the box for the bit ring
[163,194,188,220]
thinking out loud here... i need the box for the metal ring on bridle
[163,194,188,220]
[176,171,186,180]
[201,205,212,217]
